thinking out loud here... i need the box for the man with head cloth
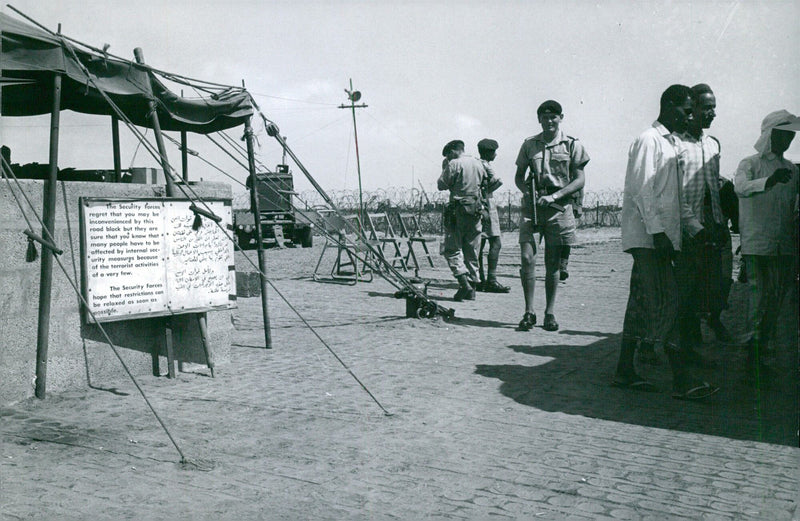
[613,84,718,400]
[438,139,488,301]
[734,110,799,381]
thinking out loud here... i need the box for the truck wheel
[299,227,313,248]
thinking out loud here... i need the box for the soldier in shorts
[476,138,510,293]
[514,100,589,331]
[438,139,487,301]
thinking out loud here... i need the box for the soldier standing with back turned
[438,139,488,301]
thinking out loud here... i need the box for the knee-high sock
[487,238,501,280]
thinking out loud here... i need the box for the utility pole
[338,79,367,235]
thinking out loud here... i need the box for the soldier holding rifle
[514,100,589,331]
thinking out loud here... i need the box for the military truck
[233,164,313,249]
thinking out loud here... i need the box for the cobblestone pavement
[2,230,798,520]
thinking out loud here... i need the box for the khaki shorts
[518,203,576,246]
[481,199,501,238]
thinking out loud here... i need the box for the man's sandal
[611,374,658,393]
[672,382,719,401]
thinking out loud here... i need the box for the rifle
[529,176,565,225]
[529,173,539,231]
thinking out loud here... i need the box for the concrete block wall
[0,179,233,405]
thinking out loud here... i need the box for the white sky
[2,0,799,198]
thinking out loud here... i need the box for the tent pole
[34,69,62,399]
[181,131,188,182]
[244,116,272,348]
[133,47,179,374]
[180,90,188,183]
[111,115,121,182]
[133,47,175,198]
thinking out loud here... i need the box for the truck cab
[234,164,313,249]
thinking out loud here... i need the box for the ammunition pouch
[455,195,486,220]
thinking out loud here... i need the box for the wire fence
[296,188,624,234]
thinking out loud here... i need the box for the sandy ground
[1,228,799,520]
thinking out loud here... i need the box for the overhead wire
[361,110,431,164]
[250,92,339,107]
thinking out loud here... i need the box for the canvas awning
[0,12,253,134]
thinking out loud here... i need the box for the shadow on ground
[476,325,799,447]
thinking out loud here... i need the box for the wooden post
[164,318,176,379]
[133,48,175,198]
[151,339,160,376]
[244,116,272,348]
[181,131,188,182]
[111,114,121,182]
[135,47,182,376]
[34,70,62,399]
[197,313,215,377]
[180,90,188,183]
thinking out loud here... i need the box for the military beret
[477,138,499,151]
[442,139,465,156]
[537,100,562,116]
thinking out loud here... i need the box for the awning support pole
[180,90,188,182]
[34,66,62,399]
[133,47,176,198]
[244,116,272,349]
[111,115,121,182]
[133,47,180,376]
[181,131,189,182]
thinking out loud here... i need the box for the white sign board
[81,198,235,322]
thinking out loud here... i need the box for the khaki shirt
[437,155,486,202]
[515,130,589,192]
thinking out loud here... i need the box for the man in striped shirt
[672,84,730,366]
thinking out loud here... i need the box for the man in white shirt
[734,110,799,380]
[613,84,718,401]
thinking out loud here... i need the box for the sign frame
[79,197,236,323]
